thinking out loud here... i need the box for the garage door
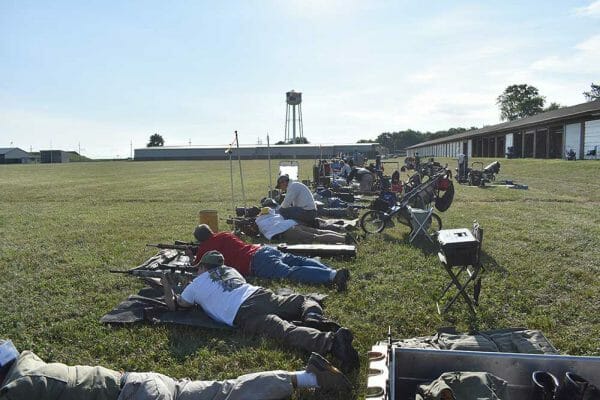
[585,119,600,158]
[565,123,581,159]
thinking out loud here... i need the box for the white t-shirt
[181,266,259,326]
[280,181,317,210]
[256,209,298,239]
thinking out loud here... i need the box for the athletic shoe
[305,352,351,393]
[331,327,360,372]
[333,268,350,292]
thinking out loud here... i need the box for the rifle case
[270,243,356,259]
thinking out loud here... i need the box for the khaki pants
[233,288,333,355]
[118,370,293,400]
[281,225,345,244]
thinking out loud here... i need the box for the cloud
[531,34,600,74]
[574,1,600,17]
[276,0,363,19]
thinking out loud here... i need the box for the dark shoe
[531,371,559,400]
[556,372,600,400]
[331,327,359,372]
[161,275,177,311]
[345,232,359,245]
[333,268,350,292]
[300,313,341,332]
[305,352,351,393]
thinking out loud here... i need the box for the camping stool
[436,222,484,315]
[407,206,435,244]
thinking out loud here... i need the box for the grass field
[1,158,599,398]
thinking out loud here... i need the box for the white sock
[295,371,319,388]
[330,270,337,280]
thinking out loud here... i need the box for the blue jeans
[317,206,350,218]
[278,207,317,225]
[251,246,334,285]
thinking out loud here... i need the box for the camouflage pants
[118,371,293,400]
[234,288,333,355]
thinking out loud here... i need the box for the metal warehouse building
[134,143,383,161]
[407,100,600,160]
[0,147,31,164]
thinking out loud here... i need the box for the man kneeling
[0,339,351,399]
[164,251,359,372]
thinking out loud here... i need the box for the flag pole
[267,133,272,192]
[235,131,247,208]
[226,145,234,213]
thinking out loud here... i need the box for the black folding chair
[436,222,483,315]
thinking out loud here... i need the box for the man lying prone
[192,224,350,291]
[163,251,359,372]
[0,339,351,399]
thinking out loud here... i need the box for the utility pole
[130,140,133,159]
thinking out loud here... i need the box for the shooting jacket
[0,351,122,400]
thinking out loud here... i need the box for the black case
[437,228,479,266]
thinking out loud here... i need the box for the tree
[496,84,545,121]
[275,137,309,145]
[147,133,164,147]
[583,83,600,102]
[544,102,562,112]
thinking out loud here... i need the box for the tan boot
[305,352,351,393]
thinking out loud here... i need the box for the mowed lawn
[1,158,599,399]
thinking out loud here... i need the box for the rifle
[109,269,197,279]
[146,241,199,252]
[110,264,199,278]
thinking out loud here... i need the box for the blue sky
[1,1,599,158]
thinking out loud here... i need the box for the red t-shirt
[194,232,260,276]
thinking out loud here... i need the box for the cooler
[437,228,479,266]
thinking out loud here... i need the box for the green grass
[1,158,599,398]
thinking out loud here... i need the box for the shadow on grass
[480,251,507,274]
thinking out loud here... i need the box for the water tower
[284,90,304,143]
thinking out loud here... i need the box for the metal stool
[436,222,483,315]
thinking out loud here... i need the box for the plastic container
[198,210,218,232]
[437,228,479,266]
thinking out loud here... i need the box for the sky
[1,1,599,159]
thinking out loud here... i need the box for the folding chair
[407,206,435,244]
[436,222,483,315]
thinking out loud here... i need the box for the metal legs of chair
[436,254,483,315]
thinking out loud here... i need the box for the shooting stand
[436,222,483,315]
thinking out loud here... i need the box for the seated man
[164,251,360,372]
[0,339,351,399]
[275,175,317,225]
[338,159,352,179]
[255,207,350,245]
[346,167,374,192]
[193,224,350,291]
